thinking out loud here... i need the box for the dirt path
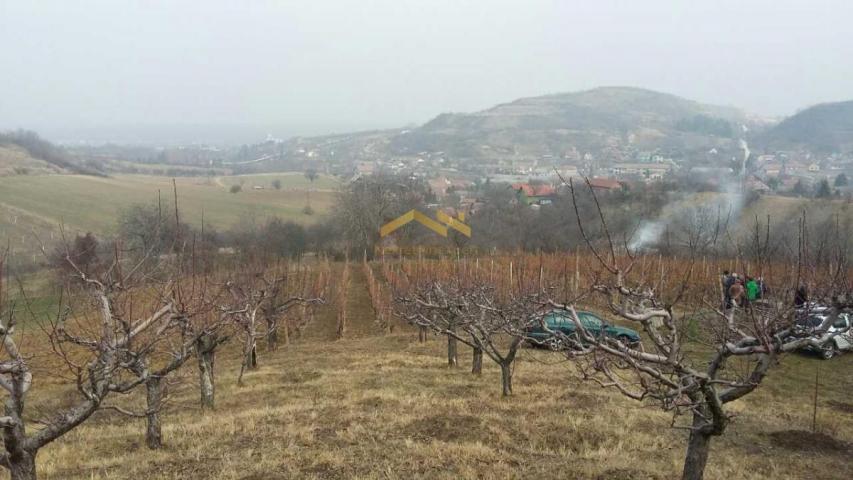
[342,265,383,337]
[298,263,383,342]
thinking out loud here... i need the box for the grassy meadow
[21,279,853,480]
[0,172,339,262]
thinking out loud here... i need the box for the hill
[0,143,69,176]
[390,87,750,159]
[758,100,853,152]
[0,130,102,175]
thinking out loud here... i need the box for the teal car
[526,310,641,349]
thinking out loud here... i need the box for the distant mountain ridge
[390,86,752,159]
[425,87,745,129]
[757,100,853,153]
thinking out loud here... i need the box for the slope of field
[30,299,853,479]
[215,172,340,191]
[0,173,338,234]
[739,195,853,233]
[0,144,67,176]
[0,173,340,267]
[645,191,852,239]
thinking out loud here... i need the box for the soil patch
[403,413,487,443]
[558,390,602,409]
[595,468,662,480]
[282,369,322,384]
[827,400,853,414]
[356,395,397,409]
[766,430,852,455]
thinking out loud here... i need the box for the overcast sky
[1,0,851,144]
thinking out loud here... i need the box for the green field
[0,173,340,261]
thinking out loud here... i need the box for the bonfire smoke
[628,136,750,251]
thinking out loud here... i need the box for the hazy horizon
[2,0,852,145]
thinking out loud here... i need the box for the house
[553,166,581,179]
[610,163,672,181]
[356,162,375,175]
[459,197,485,215]
[785,161,808,175]
[808,163,821,173]
[586,178,623,191]
[429,177,475,199]
[762,162,783,178]
[636,152,652,163]
[512,183,557,206]
[428,177,451,198]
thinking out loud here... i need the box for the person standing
[794,285,808,308]
[729,277,745,308]
[746,277,759,302]
[721,270,734,309]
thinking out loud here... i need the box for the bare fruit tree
[0,252,196,480]
[102,273,238,448]
[396,279,545,396]
[227,261,327,385]
[544,177,852,480]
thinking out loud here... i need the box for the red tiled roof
[512,183,556,197]
[586,178,622,190]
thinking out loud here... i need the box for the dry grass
[26,315,852,479]
[0,145,66,176]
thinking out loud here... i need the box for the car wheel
[547,337,562,351]
[821,344,838,360]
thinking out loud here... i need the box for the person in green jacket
[746,277,759,302]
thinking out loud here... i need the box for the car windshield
[580,314,602,329]
[545,314,565,327]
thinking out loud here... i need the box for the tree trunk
[197,346,216,410]
[682,414,713,480]
[471,347,483,375]
[244,341,258,371]
[238,339,258,387]
[8,450,37,480]
[447,331,458,368]
[336,312,346,339]
[266,322,278,351]
[500,362,513,396]
[197,337,216,410]
[4,396,35,480]
[418,326,427,342]
[282,320,290,346]
[145,376,163,449]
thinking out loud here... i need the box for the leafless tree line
[389,176,851,480]
[0,203,328,480]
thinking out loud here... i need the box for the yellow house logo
[380,210,471,238]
